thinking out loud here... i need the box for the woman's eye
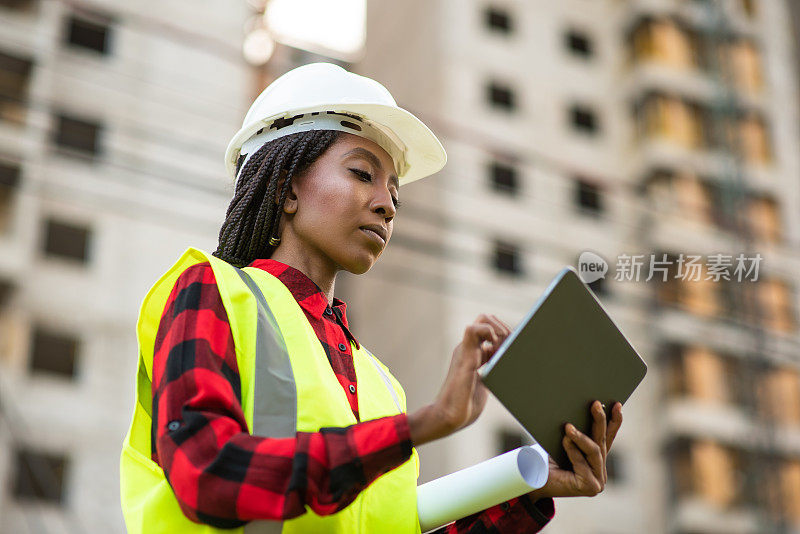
[350,168,372,182]
[350,168,401,209]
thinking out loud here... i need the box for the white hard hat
[225,62,447,186]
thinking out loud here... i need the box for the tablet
[478,266,647,470]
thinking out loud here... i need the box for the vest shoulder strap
[137,247,244,380]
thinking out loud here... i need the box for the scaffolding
[630,0,796,532]
[689,0,786,531]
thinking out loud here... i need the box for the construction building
[353,0,800,533]
[0,0,250,531]
[0,0,799,533]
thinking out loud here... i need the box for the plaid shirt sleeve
[150,262,413,528]
[428,493,555,533]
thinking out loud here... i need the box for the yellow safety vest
[120,247,421,533]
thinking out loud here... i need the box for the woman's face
[281,132,400,275]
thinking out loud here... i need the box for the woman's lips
[360,227,386,246]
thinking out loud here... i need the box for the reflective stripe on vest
[235,268,291,534]
[364,349,402,413]
[234,268,297,439]
[120,247,421,534]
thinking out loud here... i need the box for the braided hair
[212,129,342,267]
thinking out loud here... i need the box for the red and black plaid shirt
[151,257,555,531]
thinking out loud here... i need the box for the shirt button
[500,501,510,511]
[338,343,347,352]
[167,420,181,432]
[349,384,356,394]
[324,307,333,316]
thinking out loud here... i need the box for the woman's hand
[528,401,623,500]
[408,314,511,446]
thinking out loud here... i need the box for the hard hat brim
[225,102,447,186]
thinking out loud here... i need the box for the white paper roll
[416,444,549,533]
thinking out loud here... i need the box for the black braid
[212,130,341,267]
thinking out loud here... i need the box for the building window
[29,326,78,378]
[53,113,103,157]
[760,367,800,426]
[636,93,705,149]
[488,160,519,194]
[0,0,35,10]
[492,240,523,275]
[42,218,91,263]
[0,50,34,126]
[65,14,111,55]
[575,179,604,215]
[484,6,512,34]
[0,277,13,307]
[570,105,599,134]
[629,18,696,70]
[487,81,516,111]
[497,428,527,454]
[606,450,623,482]
[654,254,721,317]
[0,159,21,233]
[668,438,748,508]
[587,277,606,297]
[665,345,740,405]
[0,159,20,187]
[11,447,68,504]
[738,113,771,164]
[747,195,781,243]
[751,278,796,333]
[566,29,593,58]
[740,0,757,18]
[646,170,728,228]
[728,39,763,93]
[779,459,800,522]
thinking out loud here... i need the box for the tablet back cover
[479,267,647,470]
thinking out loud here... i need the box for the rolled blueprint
[417,444,549,533]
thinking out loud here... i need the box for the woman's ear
[275,169,299,214]
[282,180,299,215]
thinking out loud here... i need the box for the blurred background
[0,0,799,532]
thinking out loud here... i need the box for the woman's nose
[371,187,396,219]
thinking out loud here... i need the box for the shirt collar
[247,258,351,329]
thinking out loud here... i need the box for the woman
[120,63,623,533]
